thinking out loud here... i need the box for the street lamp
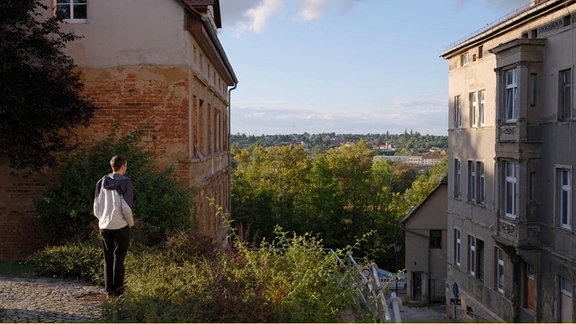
[394,240,402,294]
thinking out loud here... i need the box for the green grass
[0,261,36,277]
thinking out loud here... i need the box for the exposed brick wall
[0,166,52,261]
[0,65,231,260]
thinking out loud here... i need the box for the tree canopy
[0,0,95,172]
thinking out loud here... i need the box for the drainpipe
[227,83,237,244]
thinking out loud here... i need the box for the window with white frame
[557,168,572,229]
[468,161,476,202]
[455,96,462,128]
[454,229,461,266]
[504,162,517,217]
[470,92,478,127]
[559,69,572,121]
[496,247,504,294]
[469,236,476,276]
[477,162,485,204]
[505,69,518,122]
[560,276,573,322]
[479,90,486,126]
[454,159,461,198]
[461,53,469,66]
[55,0,87,22]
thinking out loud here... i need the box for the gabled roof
[400,176,448,226]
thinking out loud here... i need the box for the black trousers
[101,226,130,296]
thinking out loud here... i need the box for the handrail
[325,249,397,322]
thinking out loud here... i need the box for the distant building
[0,0,237,260]
[441,0,576,321]
[373,155,443,167]
[400,177,448,305]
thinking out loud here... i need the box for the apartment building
[0,0,237,260]
[441,0,576,321]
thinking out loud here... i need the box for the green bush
[101,228,363,322]
[36,128,196,246]
[28,242,103,284]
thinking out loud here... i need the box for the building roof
[441,0,561,58]
[399,176,448,226]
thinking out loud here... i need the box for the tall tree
[0,0,95,171]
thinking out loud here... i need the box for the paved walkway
[0,275,106,322]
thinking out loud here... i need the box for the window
[504,162,517,217]
[557,168,572,229]
[479,90,486,126]
[454,96,462,128]
[454,229,461,266]
[505,69,518,122]
[559,69,572,121]
[477,239,484,281]
[468,161,476,202]
[461,53,469,66]
[468,236,476,276]
[454,159,461,198]
[55,0,87,22]
[468,236,484,280]
[530,172,537,203]
[478,46,483,59]
[477,162,485,204]
[560,276,573,322]
[530,74,537,107]
[496,247,504,293]
[430,230,442,249]
[470,92,478,127]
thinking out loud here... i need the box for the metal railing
[326,249,400,322]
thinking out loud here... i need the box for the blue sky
[219,0,529,136]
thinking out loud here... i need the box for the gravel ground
[0,275,105,322]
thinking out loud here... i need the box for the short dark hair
[110,155,127,172]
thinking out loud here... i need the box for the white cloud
[235,0,285,35]
[298,0,328,21]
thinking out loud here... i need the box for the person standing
[93,155,134,297]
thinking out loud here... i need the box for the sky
[218,0,530,136]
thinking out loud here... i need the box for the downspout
[227,83,237,244]
[402,226,431,306]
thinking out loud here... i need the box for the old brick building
[0,0,237,260]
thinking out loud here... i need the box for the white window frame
[477,162,485,204]
[560,276,573,322]
[496,247,504,294]
[505,69,518,122]
[469,236,476,276]
[559,68,572,121]
[454,229,461,266]
[504,162,517,218]
[470,92,478,127]
[455,96,462,128]
[461,53,469,66]
[468,161,476,202]
[54,0,87,23]
[454,159,461,199]
[557,168,572,229]
[479,90,486,126]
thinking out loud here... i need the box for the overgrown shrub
[36,128,196,246]
[101,228,363,322]
[28,242,103,284]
